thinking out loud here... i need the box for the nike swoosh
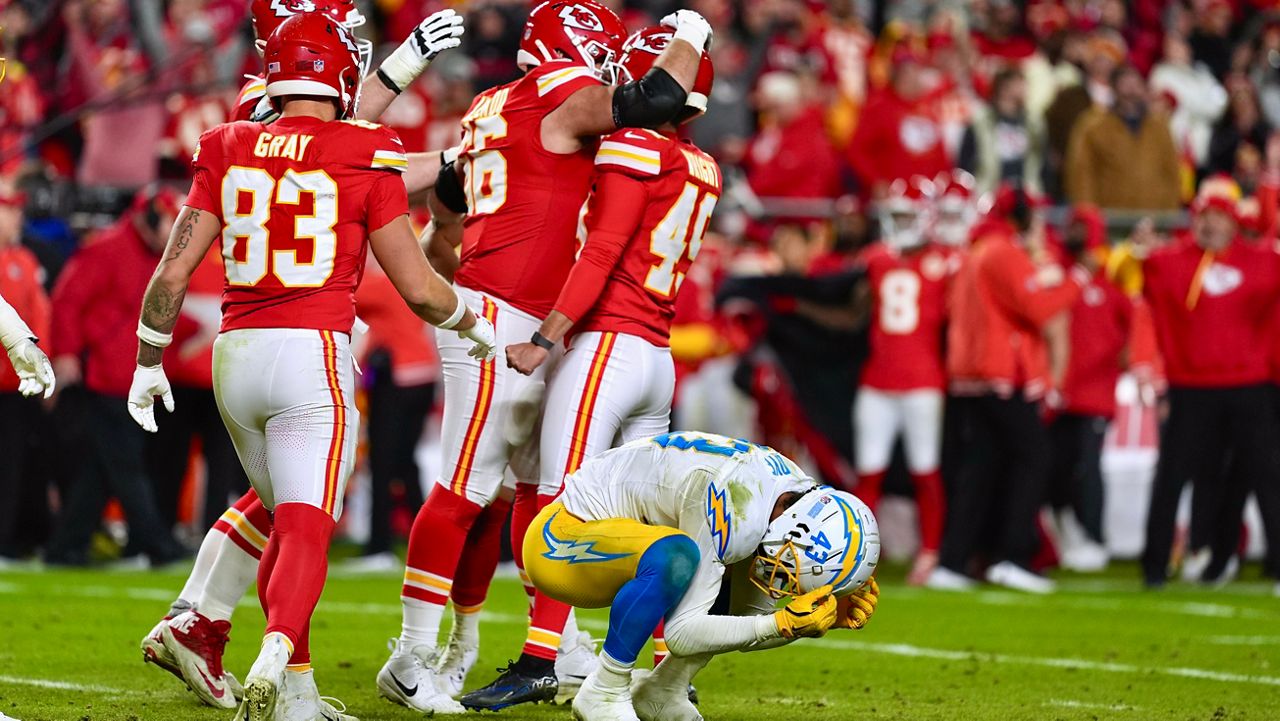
[196,668,226,699]
[390,671,418,697]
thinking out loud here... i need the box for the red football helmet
[518,0,627,83]
[264,13,362,119]
[932,170,977,246]
[618,26,714,120]
[877,176,935,251]
[251,0,370,73]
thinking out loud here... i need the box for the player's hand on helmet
[661,10,713,52]
[774,584,837,639]
[379,9,465,92]
[835,577,879,630]
[460,313,497,361]
[127,363,174,433]
[505,342,549,376]
[6,338,55,399]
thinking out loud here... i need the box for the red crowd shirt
[554,129,722,348]
[453,60,604,318]
[355,261,440,387]
[858,241,952,392]
[1143,237,1280,388]
[185,117,410,334]
[1061,270,1132,418]
[51,221,162,397]
[846,88,951,193]
[0,245,49,392]
[164,249,225,389]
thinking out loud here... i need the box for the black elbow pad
[611,67,688,129]
[434,160,469,215]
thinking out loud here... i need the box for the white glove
[379,9,465,92]
[460,314,497,361]
[661,10,713,52]
[7,338,55,399]
[127,364,174,433]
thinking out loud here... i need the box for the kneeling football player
[524,431,882,721]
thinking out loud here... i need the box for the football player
[139,0,466,707]
[0,295,54,398]
[855,176,952,586]
[377,2,715,714]
[460,26,719,710]
[523,431,880,721]
[126,14,495,721]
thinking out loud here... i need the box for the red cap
[1191,174,1241,219]
[1069,203,1107,250]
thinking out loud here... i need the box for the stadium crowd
[1,0,1279,594]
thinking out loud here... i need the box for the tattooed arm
[136,207,221,367]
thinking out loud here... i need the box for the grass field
[0,560,1277,721]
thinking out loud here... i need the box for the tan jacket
[1065,107,1182,211]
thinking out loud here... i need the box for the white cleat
[924,566,975,591]
[1181,547,1211,583]
[630,668,702,721]
[376,639,466,714]
[142,616,182,680]
[1060,539,1109,573]
[236,634,292,721]
[276,669,357,721]
[985,561,1056,594]
[435,634,479,699]
[571,670,640,721]
[555,632,599,704]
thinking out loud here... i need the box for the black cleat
[459,659,558,711]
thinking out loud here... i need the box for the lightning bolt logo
[706,483,732,561]
[541,513,633,565]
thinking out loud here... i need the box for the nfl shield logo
[313,60,325,72]
[267,62,281,73]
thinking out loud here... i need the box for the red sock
[262,503,335,651]
[857,470,885,513]
[652,620,668,666]
[288,622,311,667]
[912,469,945,552]
[510,484,540,602]
[257,528,280,615]
[402,485,483,605]
[520,493,572,661]
[451,495,512,611]
[213,491,272,560]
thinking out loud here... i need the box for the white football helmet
[877,176,933,251]
[752,486,880,599]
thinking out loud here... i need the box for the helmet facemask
[882,206,927,251]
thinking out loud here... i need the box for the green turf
[0,562,1277,721]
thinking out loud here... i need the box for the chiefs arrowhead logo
[558,4,604,32]
[270,0,317,16]
[1202,263,1244,297]
[626,30,672,56]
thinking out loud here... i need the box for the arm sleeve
[982,243,1081,329]
[0,294,35,350]
[661,557,783,657]
[726,559,795,653]
[553,171,650,322]
[366,171,411,234]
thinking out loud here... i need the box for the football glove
[774,584,837,639]
[6,338,55,399]
[379,9,465,92]
[460,314,497,361]
[835,577,879,630]
[661,10,713,52]
[127,364,174,433]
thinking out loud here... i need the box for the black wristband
[530,332,555,350]
[376,68,402,95]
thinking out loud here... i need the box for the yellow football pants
[523,502,688,608]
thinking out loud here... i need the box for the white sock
[198,540,260,622]
[562,610,579,641]
[451,607,482,646]
[401,597,445,649]
[597,651,633,690]
[175,528,226,610]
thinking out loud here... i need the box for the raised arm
[357,9,465,122]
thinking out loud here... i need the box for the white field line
[0,674,131,694]
[809,638,1280,688]
[958,589,1268,619]
[1045,698,1139,711]
[1206,635,1280,645]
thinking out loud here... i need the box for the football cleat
[985,561,1056,594]
[160,611,239,709]
[376,639,465,714]
[631,669,703,721]
[924,566,976,591]
[459,658,558,710]
[434,634,479,698]
[571,670,640,721]
[276,669,357,721]
[142,615,184,682]
[554,632,599,704]
[236,633,292,721]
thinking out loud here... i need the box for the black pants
[364,368,435,555]
[0,393,48,557]
[47,390,183,564]
[1047,413,1108,543]
[939,393,1050,573]
[1141,385,1280,583]
[147,384,250,531]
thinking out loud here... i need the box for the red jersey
[453,60,605,318]
[233,75,268,122]
[1061,270,1132,418]
[554,129,722,348]
[859,242,952,391]
[0,245,49,392]
[185,116,409,334]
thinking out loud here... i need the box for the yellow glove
[774,584,837,639]
[835,577,879,630]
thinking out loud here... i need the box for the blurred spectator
[931,187,1089,593]
[1206,81,1271,185]
[1188,0,1236,79]
[1150,33,1229,169]
[1252,19,1280,130]
[0,180,49,560]
[818,0,873,144]
[0,47,43,176]
[958,68,1044,195]
[1065,64,1182,211]
[1044,29,1126,197]
[1140,182,1280,587]
[969,0,1036,78]
[45,186,185,566]
[743,72,843,213]
[1020,4,1081,122]
[846,47,951,198]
